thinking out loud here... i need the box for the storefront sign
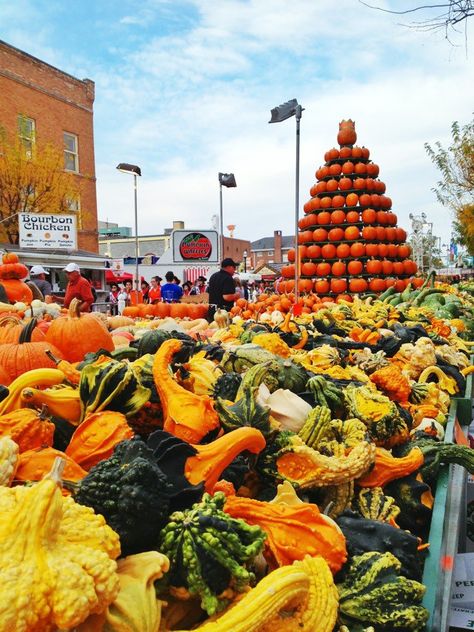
[18,213,77,250]
[173,230,218,262]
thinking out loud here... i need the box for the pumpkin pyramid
[282,120,417,297]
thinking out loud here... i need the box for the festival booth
[0,212,109,298]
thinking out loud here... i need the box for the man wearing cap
[53,263,94,312]
[30,265,52,300]
[208,258,240,319]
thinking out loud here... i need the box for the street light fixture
[116,163,141,293]
[269,99,304,309]
[243,249,248,273]
[218,173,236,262]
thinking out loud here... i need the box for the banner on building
[172,230,219,263]
[18,213,77,250]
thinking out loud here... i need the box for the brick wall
[0,40,98,252]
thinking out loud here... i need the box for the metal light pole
[269,99,304,309]
[116,163,141,291]
[218,173,236,262]
[243,249,248,272]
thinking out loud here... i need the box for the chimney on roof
[274,230,282,263]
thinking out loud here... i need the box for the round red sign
[179,232,213,260]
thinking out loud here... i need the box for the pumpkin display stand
[281,120,420,298]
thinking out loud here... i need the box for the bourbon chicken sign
[172,230,218,263]
[18,213,77,250]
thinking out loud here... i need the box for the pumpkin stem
[19,317,37,344]
[45,349,60,365]
[69,298,82,319]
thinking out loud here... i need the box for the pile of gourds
[0,287,473,632]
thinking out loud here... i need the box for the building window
[18,115,35,158]
[64,132,79,172]
[267,251,274,256]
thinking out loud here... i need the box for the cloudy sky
[1,0,473,252]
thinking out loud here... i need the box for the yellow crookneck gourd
[76,551,169,632]
[20,385,82,425]
[0,457,120,631]
[0,367,66,415]
[175,555,338,632]
[153,339,220,443]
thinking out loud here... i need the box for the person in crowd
[124,279,142,305]
[148,276,162,303]
[173,275,181,285]
[106,283,120,315]
[29,265,52,300]
[52,263,94,312]
[234,277,244,298]
[117,285,128,315]
[141,280,150,304]
[241,279,250,300]
[161,271,183,303]
[190,276,207,295]
[182,281,192,297]
[207,258,240,320]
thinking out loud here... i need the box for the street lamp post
[218,173,236,262]
[243,249,248,273]
[269,99,304,309]
[116,163,142,292]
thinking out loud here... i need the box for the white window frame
[64,132,79,172]
[18,115,35,158]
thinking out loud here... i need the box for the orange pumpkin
[0,319,63,382]
[342,161,355,175]
[339,146,352,159]
[366,259,383,275]
[1,279,33,304]
[344,226,360,241]
[332,195,346,209]
[316,262,331,277]
[350,242,366,257]
[330,278,347,294]
[330,210,346,224]
[301,261,317,276]
[315,279,330,294]
[0,315,45,344]
[313,228,328,242]
[347,260,363,275]
[2,252,19,264]
[332,261,347,277]
[328,228,344,242]
[45,298,114,363]
[338,176,351,190]
[317,211,331,226]
[337,120,357,146]
[337,243,351,258]
[361,208,377,224]
[321,243,337,259]
[306,245,321,259]
[349,278,368,293]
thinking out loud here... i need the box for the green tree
[425,116,474,256]
[0,129,81,244]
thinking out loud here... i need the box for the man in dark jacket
[207,258,240,320]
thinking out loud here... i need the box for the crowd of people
[27,258,267,317]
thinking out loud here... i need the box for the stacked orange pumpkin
[0,252,33,304]
[281,120,419,298]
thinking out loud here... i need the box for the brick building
[0,40,98,252]
[250,230,294,268]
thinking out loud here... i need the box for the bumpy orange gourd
[152,338,220,443]
[357,446,424,488]
[224,487,347,573]
[65,411,134,471]
[15,446,87,483]
[0,407,55,452]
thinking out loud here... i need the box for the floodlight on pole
[116,163,141,292]
[269,99,304,311]
[218,172,237,262]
